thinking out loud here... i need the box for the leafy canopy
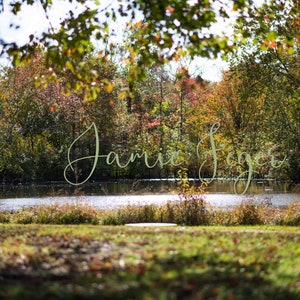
[0,0,299,100]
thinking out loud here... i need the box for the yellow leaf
[105,83,113,93]
[118,91,127,100]
[104,261,112,268]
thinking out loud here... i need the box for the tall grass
[101,198,210,226]
[9,203,100,225]
[275,203,300,226]
[0,199,299,226]
[233,200,263,225]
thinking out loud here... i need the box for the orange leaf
[49,106,56,113]
[270,41,277,49]
[166,6,175,13]
[136,21,143,28]
[89,259,102,271]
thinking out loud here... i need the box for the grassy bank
[1,199,300,226]
[0,224,299,299]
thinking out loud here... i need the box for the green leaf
[267,31,278,42]
[287,47,294,55]
[65,61,75,73]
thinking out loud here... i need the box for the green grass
[0,224,299,299]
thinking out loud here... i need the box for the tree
[234,0,299,55]
[226,0,300,182]
[1,0,298,100]
[0,54,77,181]
[0,51,122,182]
[228,50,300,181]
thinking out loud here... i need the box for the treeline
[0,46,299,185]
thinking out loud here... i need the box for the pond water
[0,179,299,211]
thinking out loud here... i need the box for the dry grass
[0,199,299,226]
[9,202,101,225]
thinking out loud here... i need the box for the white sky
[0,0,262,81]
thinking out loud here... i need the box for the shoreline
[0,193,299,212]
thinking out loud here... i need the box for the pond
[0,179,299,211]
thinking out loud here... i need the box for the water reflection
[0,193,299,212]
[0,179,296,198]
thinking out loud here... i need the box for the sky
[0,0,244,82]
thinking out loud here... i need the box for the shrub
[101,211,121,225]
[232,200,263,225]
[275,203,300,226]
[0,211,11,223]
[101,204,158,225]
[176,168,206,201]
[10,203,100,225]
[101,200,211,226]
[11,208,35,224]
[165,199,210,225]
[102,169,210,226]
[3,198,299,226]
[174,168,210,225]
[157,201,176,223]
[210,209,235,226]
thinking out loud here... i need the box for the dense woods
[0,45,298,185]
[0,0,299,186]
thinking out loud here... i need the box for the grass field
[0,224,299,299]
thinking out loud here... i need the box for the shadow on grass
[1,255,299,300]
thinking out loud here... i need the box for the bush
[158,199,210,225]
[11,208,35,224]
[3,198,300,226]
[11,203,100,225]
[173,168,210,225]
[101,199,210,226]
[0,211,11,223]
[275,203,300,226]
[102,204,158,225]
[210,209,235,226]
[232,200,263,225]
